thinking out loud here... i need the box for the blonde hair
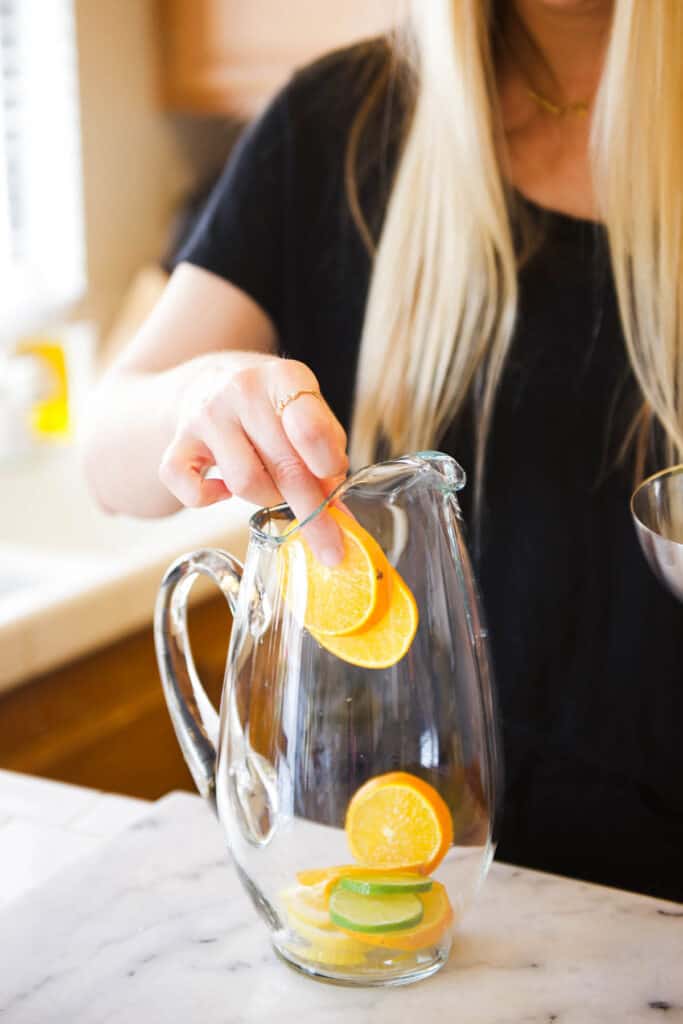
[349,0,683,493]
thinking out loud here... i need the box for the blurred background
[0,0,396,800]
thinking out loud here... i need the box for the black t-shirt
[179,43,683,902]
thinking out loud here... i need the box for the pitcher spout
[415,451,466,493]
[249,451,467,545]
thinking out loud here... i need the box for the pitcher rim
[248,451,466,546]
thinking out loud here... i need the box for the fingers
[159,436,231,508]
[158,358,349,566]
[239,393,345,565]
[201,419,282,510]
[266,362,348,480]
[280,394,348,478]
[161,422,286,512]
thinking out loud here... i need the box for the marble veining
[0,771,148,909]
[0,792,681,1024]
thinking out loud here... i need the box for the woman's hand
[159,353,348,565]
[82,266,347,562]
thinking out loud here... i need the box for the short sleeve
[175,88,289,333]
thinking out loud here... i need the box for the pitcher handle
[154,548,243,811]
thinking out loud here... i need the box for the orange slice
[311,565,418,669]
[296,863,427,898]
[345,771,453,873]
[280,507,390,637]
[338,881,454,951]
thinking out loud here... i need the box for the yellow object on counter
[17,337,70,437]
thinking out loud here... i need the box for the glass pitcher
[155,452,501,987]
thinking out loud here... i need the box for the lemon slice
[281,884,333,930]
[284,915,368,967]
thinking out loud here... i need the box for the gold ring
[275,389,323,417]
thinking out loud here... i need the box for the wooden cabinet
[0,596,231,800]
[158,0,400,116]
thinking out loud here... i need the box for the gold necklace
[524,85,590,118]
[499,27,592,118]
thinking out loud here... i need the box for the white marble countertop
[0,770,149,908]
[0,773,681,1023]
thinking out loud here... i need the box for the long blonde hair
[349,0,683,493]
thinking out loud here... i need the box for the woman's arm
[83,264,276,516]
[82,263,348,562]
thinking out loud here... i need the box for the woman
[84,1,683,901]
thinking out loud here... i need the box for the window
[0,0,85,336]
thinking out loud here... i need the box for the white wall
[73,0,192,337]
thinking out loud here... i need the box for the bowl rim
[630,463,683,528]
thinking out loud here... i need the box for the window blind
[0,0,85,337]
[0,0,19,268]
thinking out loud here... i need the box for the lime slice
[338,873,433,896]
[329,886,423,934]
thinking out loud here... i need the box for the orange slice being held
[311,565,418,670]
[345,771,453,874]
[280,507,389,637]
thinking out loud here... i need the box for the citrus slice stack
[288,771,455,962]
[281,884,369,966]
[282,872,451,964]
[280,507,418,669]
[296,862,427,895]
[335,881,454,951]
